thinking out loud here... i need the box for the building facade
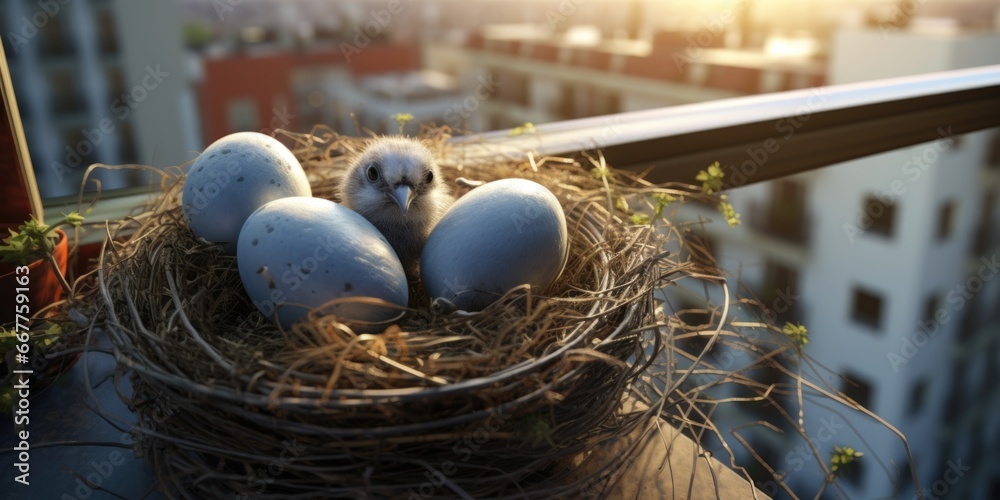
[2,0,196,199]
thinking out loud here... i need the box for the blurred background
[3,0,1000,497]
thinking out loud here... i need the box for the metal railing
[449,64,1000,186]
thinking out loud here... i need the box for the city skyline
[3,0,999,497]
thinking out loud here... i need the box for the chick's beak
[391,185,415,216]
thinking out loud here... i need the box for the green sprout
[630,213,651,225]
[0,212,83,265]
[830,446,863,475]
[591,162,612,181]
[614,195,629,214]
[718,199,741,227]
[695,161,726,194]
[509,122,536,136]
[0,212,83,296]
[520,414,552,447]
[652,193,676,219]
[392,112,414,134]
[782,322,809,348]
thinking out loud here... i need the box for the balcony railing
[449,65,1000,187]
[747,199,811,246]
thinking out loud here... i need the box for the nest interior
[79,127,719,499]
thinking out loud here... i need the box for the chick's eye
[424,170,434,184]
[366,163,379,182]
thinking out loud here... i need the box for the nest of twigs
[74,126,735,499]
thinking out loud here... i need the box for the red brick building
[198,44,420,144]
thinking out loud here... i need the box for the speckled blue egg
[183,132,311,254]
[420,178,568,311]
[237,197,408,331]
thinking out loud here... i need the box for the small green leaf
[830,446,863,474]
[392,112,414,134]
[591,164,610,180]
[63,212,85,228]
[782,322,809,348]
[652,193,675,219]
[509,122,536,136]
[696,162,726,194]
[614,196,629,214]
[718,201,742,227]
[630,213,651,225]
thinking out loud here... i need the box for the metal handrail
[449,65,1000,187]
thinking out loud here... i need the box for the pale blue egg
[183,132,311,254]
[421,179,568,311]
[237,197,408,331]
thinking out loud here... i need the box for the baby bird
[340,137,453,275]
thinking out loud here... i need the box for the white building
[698,28,1000,499]
[432,17,1000,499]
[2,0,198,199]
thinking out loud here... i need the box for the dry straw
[69,125,915,499]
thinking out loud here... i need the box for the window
[95,9,120,55]
[921,294,938,325]
[764,261,797,290]
[936,201,955,240]
[556,83,576,119]
[118,122,137,163]
[39,14,74,57]
[49,69,85,114]
[105,65,125,105]
[851,287,884,330]
[763,259,800,322]
[972,191,995,255]
[958,299,980,343]
[988,130,1000,168]
[842,371,874,409]
[943,363,964,424]
[907,378,929,415]
[764,180,808,244]
[863,195,895,238]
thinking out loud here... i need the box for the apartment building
[1,0,196,199]
[437,18,1000,498]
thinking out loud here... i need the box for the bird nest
[73,126,739,498]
